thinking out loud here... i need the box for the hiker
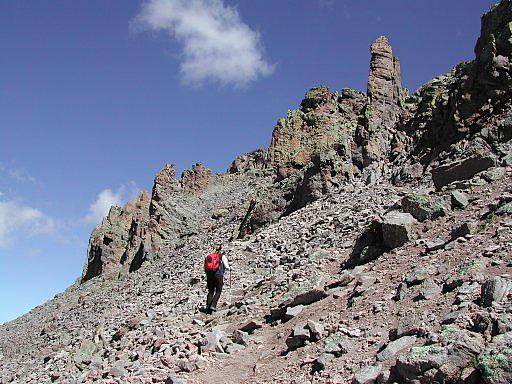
[204,245,230,314]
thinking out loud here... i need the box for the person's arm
[222,255,230,271]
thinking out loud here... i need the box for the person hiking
[204,245,230,314]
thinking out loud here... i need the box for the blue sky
[0,0,496,324]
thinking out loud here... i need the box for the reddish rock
[180,163,211,194]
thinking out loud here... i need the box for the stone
[406,266,435,286]
[109,365,126,378]
[201,328,225,353]
[312,353,331,372]
[396,312,424,338]
[451,190,469,209]
[164,377,188,384]
[73,339,96,368]
[306,320,324,341]
[401,194,446,222]
[232,330,249,346]
[352,363,383,384]
[322,335,351,357]
[381,211,416,249]
[417,278,442,300]
[180,163,212,194]
[238,320,263,334]
[480,276,512,307]
[377,336,417,361]
[477,332,512,383]
[394,345,449,381]
[425,239,445,252]
[451,221,478,240]
[271,275,327,320]
[283,305,304,321]
[285,323,311,350]
[225,343,245,354]
[211,208,229,219]
[431,141,497,189]
[496,201,512,215]
[178,359,197,373]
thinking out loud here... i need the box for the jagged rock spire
[367,36,403,130]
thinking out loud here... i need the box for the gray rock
[382,211,416,249]
[285,323,311,350]
[396,312,424,338]
[477,332,512,383]
[377,336,417,361]
[283,305,304,321]
[352,363,383,384]
[165,377,188,384]
[306,320,324,341]
[481,166,507,182]
[201,327,225,353]
[480,276,511,307]
[431,145,497,189]
[73,339,96,368]
[323,335,350,357]
[425,238,445,252]
[451,221,478,240]
[178,359,197,373]
[232,330,249,346]
[418,279,442,300]
[406,267,435,286]
[496,201,512,216]
[109,365,126,378]
[394,345,449,381]
[401,194,446,222]
[451,190,469,209]
[394,282,408,301]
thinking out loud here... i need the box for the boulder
[394,327,484,383]
[476,332,512,384]
[417,278,442,300]
[496,201,512,215]
[480,276,512,307]
[306,320,324,341]
[377,336,417,361]
[285,323,311,350]
[451,190,469,209]
[382,211,417,249]
[283,305,304,322]
[451,221,478,240]
[401,194,446,222]
[431,140,497,189]
[200,328,225,353]
[352,363,383,384]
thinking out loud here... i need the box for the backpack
[204,252,221,272]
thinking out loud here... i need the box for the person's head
[214,244,222,254]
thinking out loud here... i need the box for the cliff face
[81,163,214,282]
[82,0,512,282]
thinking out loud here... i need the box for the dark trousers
[206,272,224,312]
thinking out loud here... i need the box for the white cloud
[134,0,274,87]
[0,199,56,248]
[84,183,141,225]
[84,189,124,224]
[0,163,36,183]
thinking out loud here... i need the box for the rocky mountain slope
[1,1,512,383]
